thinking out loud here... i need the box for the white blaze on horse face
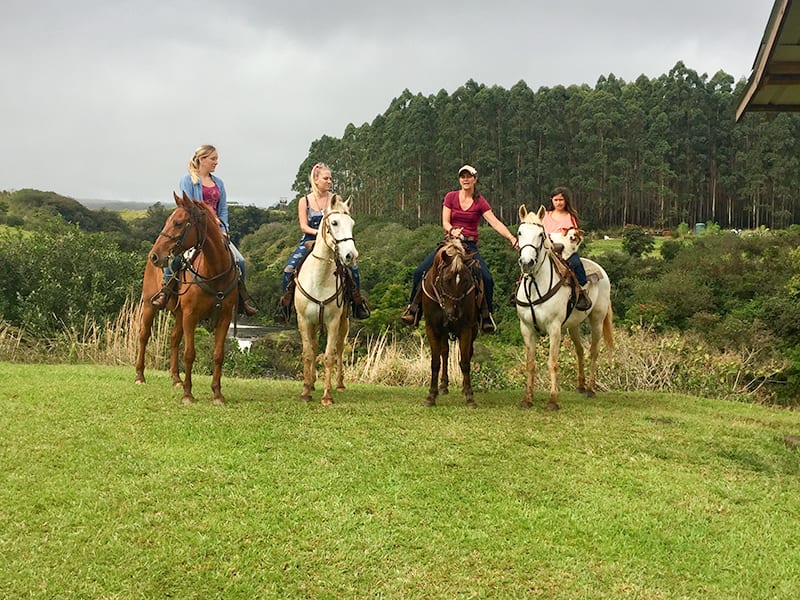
[330,214,358,266]
[517,222,544,274]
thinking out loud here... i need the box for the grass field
[1,362,799,598]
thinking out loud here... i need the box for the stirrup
[151,289,170,309]
[352,301,371,320]
[575,288,592,311]
[481,313,497,333]
[400,304,419,326]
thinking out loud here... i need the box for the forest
[3,60,800,403]
[289,61,800,233]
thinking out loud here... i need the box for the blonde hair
[309,162,331,198]
[188,144,217,185]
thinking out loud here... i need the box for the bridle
[515,220,574,333]
[158,203,237,306]
[157,204,209,260]
[423,244,477,314]
[295,208,355,320]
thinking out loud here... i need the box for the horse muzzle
[150,251,170,268]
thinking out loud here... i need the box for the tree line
[290,61,800,233]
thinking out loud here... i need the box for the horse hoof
[545,401,560,411]
[299,394,312,402]
[336,385,346,392]
[584,389,596,398]
[321,397,334,407]
[213,398,225,405]
[181,396,194,405]
[134,378,145,385]
[519,400,533,409]
[423,398,436,407]
[465,401,477,409]
[439,388,449,395]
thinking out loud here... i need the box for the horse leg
[180,317,197,405]
[169,314,184,387]
[439,339,450,395]
[584,314,605,398]
[210,315,231,405]
[297,314,317,402]
[519,323,537,408]
[320,317,341,407]
[459,332,476,408]
[134,302,154,384]
[568,326,587,394]
[424,327,440,406]
[546,325,563,411]
[335,313,349,392]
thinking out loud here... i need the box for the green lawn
[1,363,799,598]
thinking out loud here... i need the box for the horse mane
[438,238,472,275]
[174,192,225,246]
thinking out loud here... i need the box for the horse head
[517,204,550,276]
[149,192,208,268]
[320,194,358,267]
[432,238,476,324]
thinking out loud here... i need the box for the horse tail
[603,305,614,351]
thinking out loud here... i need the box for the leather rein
[294,210,353,323]
[514,222,576,334]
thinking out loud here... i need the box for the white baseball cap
[458,164,477,176]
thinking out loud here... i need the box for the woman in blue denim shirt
[151,145,257,315]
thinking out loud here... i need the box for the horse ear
[344,195,353,210]
[518,204,527,221]
[173,191,182,206]
[536,205,547,220]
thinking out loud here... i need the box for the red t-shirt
[202,184,221,215]
[443,191,491,241]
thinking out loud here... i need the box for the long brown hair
[551,186,579,224]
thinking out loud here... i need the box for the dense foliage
[290,62,800,232]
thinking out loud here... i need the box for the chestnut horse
[134,192,239,404]
[293,195,358,406]
[514,205,614,410]
[421,238,480,408]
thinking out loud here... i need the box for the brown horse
[134,192,239,404]
[421,238,480,408]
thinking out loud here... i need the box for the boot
[481,312,497,333]
[280,272,295,307]
[575,286,592,311]
[401,286,422,326]
[400,303,420,326]
[343,268,370,320]
[238,278,258,316]
[351,299,371,320]
[151,277,178,310]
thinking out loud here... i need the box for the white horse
[294,195,358,406]
[514,205,614,410]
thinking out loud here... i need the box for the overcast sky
[0,0,775,208]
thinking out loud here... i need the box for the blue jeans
[567,253,587,286]
[281,235,362,293]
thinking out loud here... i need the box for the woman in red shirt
[400,164,518,332]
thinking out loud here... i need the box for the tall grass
[0,301,791,403]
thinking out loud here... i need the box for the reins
[515,222,576,334]
[422,243,478,329]
[295,208,351,323]
[164,204,239,322]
